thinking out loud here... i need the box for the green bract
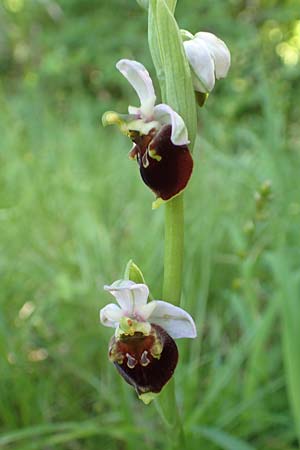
[124,260,146,285]
[148,0,197,150]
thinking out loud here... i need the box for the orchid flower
[182,30,231,94]
[102,59,193,206]
[100,280,196,403]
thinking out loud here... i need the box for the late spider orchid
[102,59,193,207]
[182,30,231,96]
[100,280,196,403]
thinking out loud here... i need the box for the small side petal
[153,104,189,146]
[116,59,156,117]
[149,301,197,339]
[102,111,140,136]
[183,38,215,92]
[100,303,123,328]
[104,280,149,315]
[195,32,230,79]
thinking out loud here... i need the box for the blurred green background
[0,0,300,449]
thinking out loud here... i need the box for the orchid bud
[182,31,231,96]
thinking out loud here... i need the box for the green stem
[155,193,185,449]
[163,194,184,306]
[155,379,185,450]
[148,1,190,447]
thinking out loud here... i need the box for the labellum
[109,324,178,398]
[129,125,193,201]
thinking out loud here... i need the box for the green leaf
[271,251,300,445]
[0,421,144,449]
[148,0,197,149]
[193,426,256,450]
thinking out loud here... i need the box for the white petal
[148,301,197,339]
[116,59,156,117]
[195,32,230,79]
[183,38,215,92]
[104,280,135,313]
[138,301,157,321]
[104,280,149,316]
[100,303,123,328]
[129,283,150,310]
[153,104,189,146]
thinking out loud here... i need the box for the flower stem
[163,194,184,306]
[155,193,185,449]
[148,1,191,447]
[155,379,185,450]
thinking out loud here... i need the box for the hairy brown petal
[108,324,178,395]
[130,125,193,201]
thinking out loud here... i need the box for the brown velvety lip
[129,124,193,201]
[109,324,178,395]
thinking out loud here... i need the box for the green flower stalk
[147,0,197,441]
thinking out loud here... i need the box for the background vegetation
[0,0,300,449]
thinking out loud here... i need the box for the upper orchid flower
[182,30,231,95]
[100,280,196,403]
[102,59,193,207]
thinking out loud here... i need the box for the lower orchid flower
[100,280,197,404]
[102,59,193,207]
